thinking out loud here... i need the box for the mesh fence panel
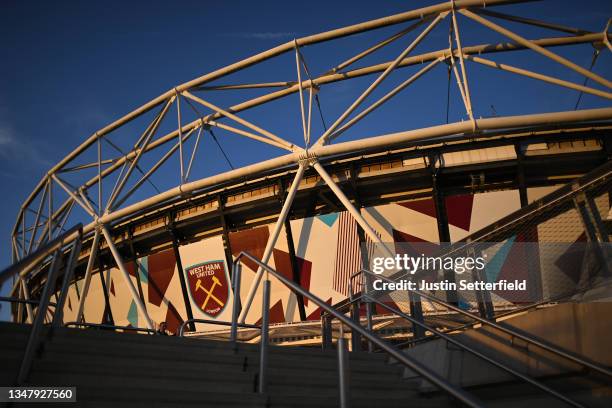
[365,160,612,330]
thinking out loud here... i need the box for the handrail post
[230,262,242,343]
[258,279,271,394]
[408,291,425,339]
[238,252,483,407]
[337,324,350,408]
[350,298,361,352]
[321,313,333,350]
[363,271,374,352]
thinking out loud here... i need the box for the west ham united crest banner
[185,260,229,318]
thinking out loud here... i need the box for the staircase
[2,310,611,407]
[1,321,451,408]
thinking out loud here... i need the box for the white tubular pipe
[75,228,101,323]
[460,9,612,90]
[315,12,447,146]
[312,161,394,259]
[51,175,96,219]
[27,107,612,248]
[101,225,154,330]
[466,55,612,100]
[238,163,306,323]
[312,107,612,158]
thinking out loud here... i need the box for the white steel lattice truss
[9,0,612,327]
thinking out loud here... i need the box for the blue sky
[0,0,610,319]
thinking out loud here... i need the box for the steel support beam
[101,225,154,330]
[21,107,612,248]
[312,161,394,259]
[284,217,307,321]
[169,223,196,332]
[461,9,612,89]
[75,228,101,323]
[515,143,529,207]
[98,266,114,325]
[466,55,612,100]
[182,91,295,152]
[238,164,306,323]
[430,156,456,308]
[316,12,448,146]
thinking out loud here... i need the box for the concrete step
[33,357,403,387]
[51,328,389,360]
[41,343,392,373]
[0,322,32,334]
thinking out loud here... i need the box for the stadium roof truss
[8,0,612,329]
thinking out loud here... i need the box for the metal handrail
[365,295,585,407]
[178,318,260,337]
[0,223,83,287]
[0,296,57,307]
[362,276,612,348]
[233,251,483,408]
[17,226,83,385]
[358,268,612,378]
[64,322,158,335]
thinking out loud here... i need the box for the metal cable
[103,138,161,194]
[574,49,600,110]
[208,129,234,170]
[298,48,328,131]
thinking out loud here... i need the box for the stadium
[1,0,611,406]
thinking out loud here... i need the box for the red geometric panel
[229,226,270,272]
[398,198,437,219]
[147,248,177,307]
[272,248,312,306]
[164,301,184,335]
[374,296,401,316]
[392,229,438,254]
[68,297,72,311]
[306,298,332,321]
[110,279,116,296]
[445,194,474,231]
[125,260,138,278]
[256,299,285,325]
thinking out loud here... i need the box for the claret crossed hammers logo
[195,275,225,310]
[186,260,229,317]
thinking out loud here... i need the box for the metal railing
[354,269,612,377]
[178,318,260,337]
[0,296,57,308]
[0,224,84,385]
[64,322,158,335]
[363,291,584,407]
[232,251,483,408]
